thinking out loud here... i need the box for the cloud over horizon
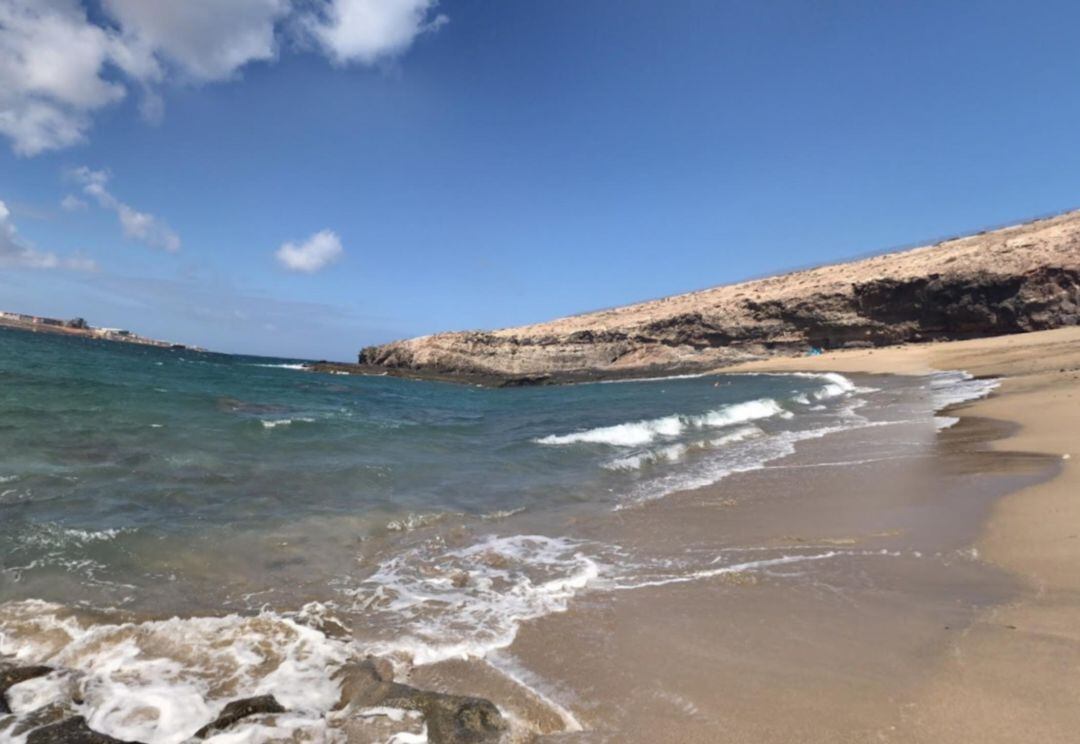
[0,199,96,271]
[70,166,181,253]
[276,229,344,273]
[0,0,448,156]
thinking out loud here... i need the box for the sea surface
[0,327,995,742]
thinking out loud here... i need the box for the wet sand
[718,326,1080,743]
[409,328,1079,743]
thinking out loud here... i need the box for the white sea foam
[607,548,903,591]
[20,523,127,550]
[386,727,429,744]
[603,369,996,505]
[355,706,422,722]
[4,669,73,715]
[691,398,784,427]
[248,363,309,371]
[749,371,860,401]
[934,415,960,430]
[348,535,603,666]
[0,601,348,744]
[260,417,315,429]
[535,415,684,447]
[928,371,999,411]
[604,425,764,472]
[605,443,689,471]
[810,372,858,400]
[536,398,784,447]
[615,419,884,508]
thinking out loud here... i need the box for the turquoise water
[0,326,858,609]
[0,326,997,742]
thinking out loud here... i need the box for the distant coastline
[0,310,198,351]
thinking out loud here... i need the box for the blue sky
[1,0,1079,360]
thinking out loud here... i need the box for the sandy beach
[2,326,1077,743]
[722,325,1080,743]
[436,327,1080,743]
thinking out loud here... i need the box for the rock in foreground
[337,660,506,744]
[25,717,141,744]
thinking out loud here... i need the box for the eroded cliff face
[352,212,1080,385]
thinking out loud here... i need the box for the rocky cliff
[346,211,1080,386]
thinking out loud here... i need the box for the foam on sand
[348,535,603,666]
[607,548,904,591]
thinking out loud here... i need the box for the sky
[1,0,1079,361]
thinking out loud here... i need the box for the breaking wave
[604,425,764,471]
[535,398,785,447]
[928,370,999,409]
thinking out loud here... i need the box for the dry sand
[725,326,1080,743]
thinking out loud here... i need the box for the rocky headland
[321,210,1080,386]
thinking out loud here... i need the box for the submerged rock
[337,659,507,744]
[194,694,286,737]
[25,716,143,744]
[0,665,53,714]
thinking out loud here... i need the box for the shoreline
[2,330,1077,741]
[453,364,1057,742]
[721,325,1080,742]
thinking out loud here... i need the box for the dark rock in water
[194,695,286,737]
[0,665,53,714]
[9,703,73,738]
[26,717,143,744]
[337,660,506,744]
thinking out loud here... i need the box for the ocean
[0,327,997,742]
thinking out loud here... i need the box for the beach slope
[725,326,1080,743]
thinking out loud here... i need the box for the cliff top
[477,209,1079,340]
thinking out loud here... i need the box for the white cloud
[0,0,448,155]
[60,194,88,211]
[0,199,96,270]
[303,0,448,66]
[70,166,181,253]
[0,0,128,155]
[276,229,343,273]
[101,0,290,83]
